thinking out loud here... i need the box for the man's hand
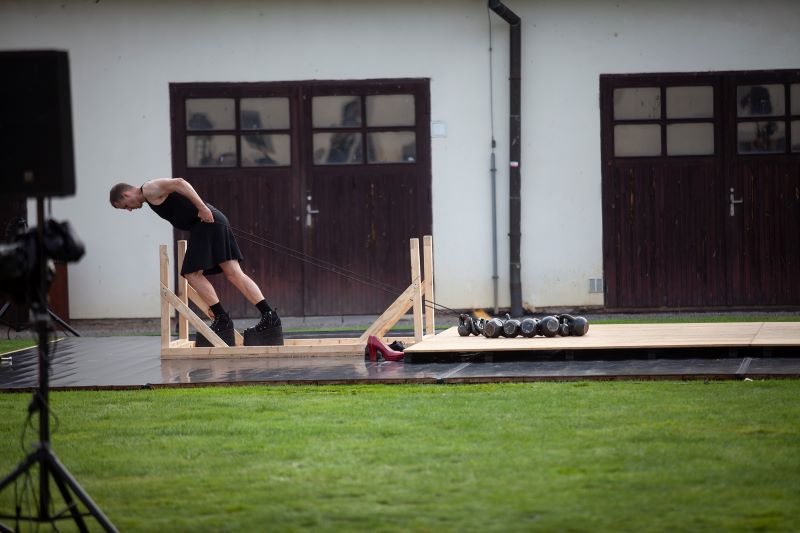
[198,205,214,223]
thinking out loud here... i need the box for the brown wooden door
[301,81,432,315]
[601,71,800,309]
[601,74,728,308]
[724,72,800,306]
[170,80,431,317]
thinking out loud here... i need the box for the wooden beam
[161,284,227,348]
[177,240,188,341]
[423,235,435,336]
[410,238,423,343]
[358,282,418,342]
[160,245,170,349]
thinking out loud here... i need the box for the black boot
[244,309,283,346]
[195,313,236,347]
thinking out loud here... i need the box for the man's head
[109,183,142,211]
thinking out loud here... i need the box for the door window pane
[791,84,800,115]
[312,96,361,128]
[366,95,415,127]
[737,85,785,117]
[614,124,661,157]
[186,135,237,167]
[613,87,661,120]
[666,86,713,119]
[241,134,290,166]
[367,132,416,163]
[737,121,786,154]
[667,123,714,155]
[240,98,290,130]
[186,99,235,130]
[792,121,800,152]
[313,132,362,164]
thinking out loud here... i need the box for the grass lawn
[0,381,798,532]
[0,339,36,355]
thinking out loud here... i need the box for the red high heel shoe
[365,335,405,362]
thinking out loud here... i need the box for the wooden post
[159,245,170,349]
[177,240,188,341]
[423,235,435,336]
[410,238,423,342]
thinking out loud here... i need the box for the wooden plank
[161,284,227,348]
[404,322,800,353]
[410,237,423,343]
[160,245,170,349]
[751,322,800,346]
[423,234,435,336]
[177,240,188,341]
[162,343,365,359]
[162,335,416,359]
[357,282,418,342]
[170,339,193,349]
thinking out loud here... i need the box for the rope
[216,222,461,316]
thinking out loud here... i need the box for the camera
[0,217,84,306]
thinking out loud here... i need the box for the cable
[222,222,463,317]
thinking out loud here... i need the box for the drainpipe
[488,0,523,317]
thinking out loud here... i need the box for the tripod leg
[47,309,80,337]
[46,452,118,533]
[0,450,41,493]
[48,459,90,533]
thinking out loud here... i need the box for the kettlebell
[562,314,589,336]
[502,314,521,338]
[539,315,560,337]
[457,314,473,337]
[520,317,539,337]
[482,317,504,338]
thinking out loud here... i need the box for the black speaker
[0,50,75,198]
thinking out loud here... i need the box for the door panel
[302,80,431,315]
[603,161,727,308]
[725,72,800,306]
[601,74,726,309]
[304,167,429,315]
[170,84,302,317]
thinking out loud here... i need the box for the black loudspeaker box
[0,50,75,197]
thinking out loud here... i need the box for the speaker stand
[0,198,116,532]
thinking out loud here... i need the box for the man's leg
[184,270,221,308]
[184,269,234,345]
[219,260,281,344]
[219,260,264,305]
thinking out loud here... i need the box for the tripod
[0,199,117,532]
[0,301,81,337]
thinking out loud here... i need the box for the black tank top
[145,190,199,231]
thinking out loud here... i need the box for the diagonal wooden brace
[161,284,227,348]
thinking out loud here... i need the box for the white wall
[1,0,798,318]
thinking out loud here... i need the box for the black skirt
[180,205,243,276]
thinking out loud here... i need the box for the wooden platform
[404,322,800,354]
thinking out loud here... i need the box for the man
[109,177,281,346]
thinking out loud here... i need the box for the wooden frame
[160,236,435,359]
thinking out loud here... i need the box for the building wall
[1,0,797,318]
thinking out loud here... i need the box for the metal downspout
[488,0,523,316]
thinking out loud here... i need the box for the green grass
[0,382,798,532]
[0,338,36,355]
